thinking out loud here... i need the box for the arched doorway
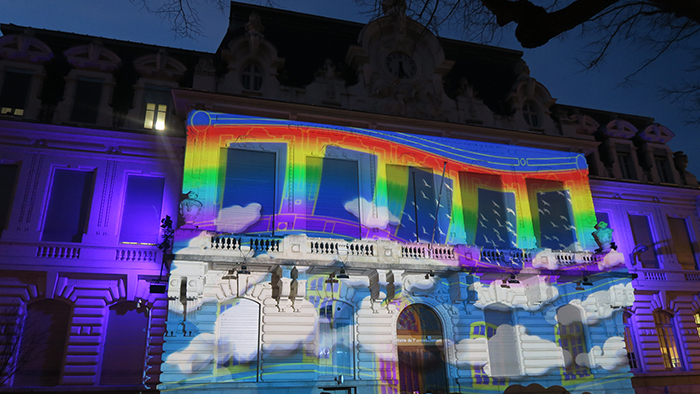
[397,304,447,394]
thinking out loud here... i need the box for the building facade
[0,1,699,394]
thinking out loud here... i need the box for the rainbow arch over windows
[184,111,597,250]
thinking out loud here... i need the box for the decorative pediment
[0,28,53,63]
[134,49,187,80]
[345,6,455,120]
[639,123,674,144]
[508,60,555,110]
[568,113,600,136]
[222,12,283,69]
[64,39,121,72]
[601,119,637,139]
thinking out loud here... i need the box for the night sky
[4,0,699,177]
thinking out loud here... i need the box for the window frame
[118,174,166,245]
[317,300,355,379]
[522,100,542,128]
[0,69,33,117]
[628,213,659,269]
[653,310,684,370]
[556,304,591,381]
[142,86,171,131]
[240,63,263,91]
[667,215,699,270]
[99,301,150,386]
[215,298,261,382]
[623,310,642,372]
[41,167,96,243]
[70,77,103,124]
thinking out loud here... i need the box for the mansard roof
[223,1,522,114]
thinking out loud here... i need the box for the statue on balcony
[592,221,615,253]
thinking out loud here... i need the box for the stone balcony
[172,231,610,276]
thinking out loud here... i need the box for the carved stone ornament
[180,191,203,226]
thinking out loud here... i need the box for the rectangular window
[143,87,170,130]
[460,172,517,249]
[119,176,165,244]
[557,305,591,380]
[484,308,519,376]
[0,71,32,116]
[218,148,276,235]
[655,154,673,183]
[617,150,636,180]
[307,157,360,239]
[387,165,438,243]
[318,302,354,377]
[668,217,697,270]
[42,169,94,242]
[71,79,102,123]
[526,179,576,250]
[0,164,19,237]
[654,312,683,370]
[623,313,639,371]
[217,299,260,382]
[629,214,658,268]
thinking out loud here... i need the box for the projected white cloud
[531,249,560,270]
[580,336,628,371]
[518,331,566,376]
[216,203,261,233]
[573,282,634,324]
[165,332,215,373]
[453,337,488,368]
[472,279,559,311]
[344,198,400,229]
[598,249,625,270]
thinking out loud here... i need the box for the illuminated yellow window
[144,103,167,130]
[654,311,683,370]
[694,312,700,338]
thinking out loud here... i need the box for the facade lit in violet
[0,2,698,394]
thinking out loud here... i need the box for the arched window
[397,304,447,394]
[654,310,682,370]
[14,300,71,387]
[522,101,541,128]
[556,305,590,380]
[241,64,263,91]
[318,300,354,377]
[622,311,640,371]
[100,302,149,385]
[217,298,260,382]
[484,304,520,377]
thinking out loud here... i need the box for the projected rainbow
[183,111,598,253]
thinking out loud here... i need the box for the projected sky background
[159,112,634,394]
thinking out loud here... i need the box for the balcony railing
[192,234,616,273]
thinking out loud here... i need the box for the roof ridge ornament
[382,0,407,16]
[382,0,408,33]
[246,11,265,57]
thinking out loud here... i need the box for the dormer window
[143,87,170,131]
[0,71,32,117]
[71,78,102,124]
[522,101,541,128]
[241,63,263,91]
[654,152,673,183]
[616,145,636,180]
